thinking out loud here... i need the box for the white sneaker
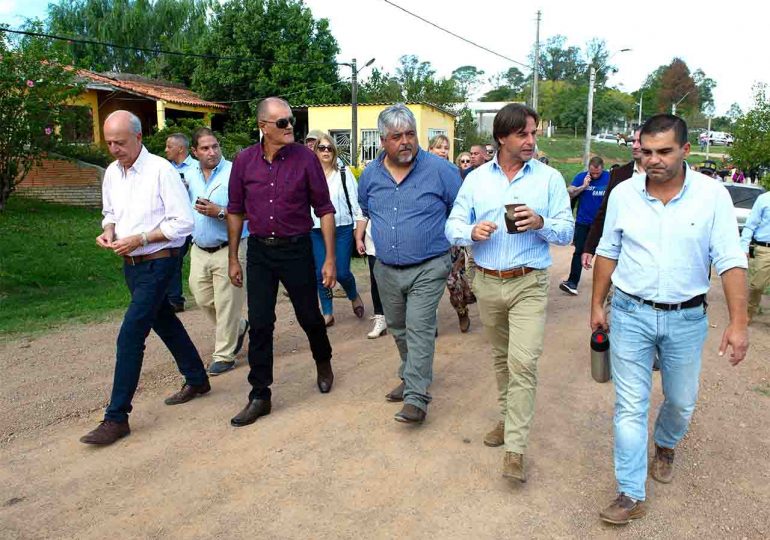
[367,314,387,339]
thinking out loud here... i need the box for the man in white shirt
[80,111,210,446]
[591,114,749,524]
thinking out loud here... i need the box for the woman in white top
[311,133,366,326]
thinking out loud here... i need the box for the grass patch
[537,137,634,181]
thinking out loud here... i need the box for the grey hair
[167,132,190,150]
[105,110,142,134]
[377,103,417,138]
[257,97,291,121]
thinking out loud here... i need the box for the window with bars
[427,128,448,141]
[361,129,380,163]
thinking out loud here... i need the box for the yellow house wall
[68,89,101,143]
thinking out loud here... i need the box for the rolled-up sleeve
[535,172,574,246]
[158,168,194,241]
[596,190,622,260]
[711,187,748,273]
[445,178,475,246]
[227,152,246,215]
[307,155,335,218]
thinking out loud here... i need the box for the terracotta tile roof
[294,101,457,117]
[76,69,228,111]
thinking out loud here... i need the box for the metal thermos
[591,330,611,383]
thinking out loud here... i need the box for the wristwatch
[217,207,226,221]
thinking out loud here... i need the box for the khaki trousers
[749,245,770,318]
[473,269,549,454]
[189,238,247,363]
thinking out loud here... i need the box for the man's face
[259,103,295,147]
[164,138,184,162]
[193,135,222,171]
[469,146,486,167]
[630,130,642,161]
[105,119,142,169]
[497,116,537,162]
[640,129,690,185]
[305,138,317,150]
[588,163,604,180]
[381,126,418,165]
[485,145,495,161]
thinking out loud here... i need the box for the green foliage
[731,84,770,173]
[482,67,527,102]
[532,35,585,83]
[451,65,484,101]
[359,55,461,108]
[54,143,112,167]
[0,28,82,210]
[454,106,488,154]
[142,118,253,160]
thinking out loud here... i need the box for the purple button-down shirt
[228,142,335,237]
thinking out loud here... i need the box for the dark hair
[493,104,539,144]
[192,127,215,148]
[640,114,688,147]
[589,156,604,168]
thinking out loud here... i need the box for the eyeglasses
[486,148,494,154]
[316,145,333,152]
[460,159,471,164]
[263,116,296,129]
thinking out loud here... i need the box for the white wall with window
[427,128,448,141]
[361,129,380,163]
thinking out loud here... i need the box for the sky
[1,0,765,114]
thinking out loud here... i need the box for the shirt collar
[120,145,150,175]
[490,153,534,180]
[636,163,691,201]
[633,161,644,175]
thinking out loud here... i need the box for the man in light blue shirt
[591,114,748,525]
[445,103,573,483]
[357,103,461,424]
[739,191,770,321]
[187,128,249,376]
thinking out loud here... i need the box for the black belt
[384,252,445,270]
[195,241,228,253]
[754,241,770,248]
[619,289,706,311]
[252,234,308,246]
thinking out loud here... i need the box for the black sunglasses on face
[316,145,333,152]
[264,116,296,129]
[460,159,471,163]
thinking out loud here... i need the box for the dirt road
[1,246,768,539]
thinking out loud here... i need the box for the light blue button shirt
[740,191,770,252]
[445,157,574,270]
[596,169,747,303]
[186,158,247,247]
[172,154,197,172]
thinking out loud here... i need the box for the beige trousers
[472,269,549,454]
[189,238,247,363]
[749,245,770,318]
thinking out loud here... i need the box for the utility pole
[532,10,541,112]
[583,65,596,170]
[351,57,359,167]
[706,114,712,161]
[638,92,643,127]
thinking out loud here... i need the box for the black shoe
[394,403,426,424]
[233,319,249,355]
[385,381,405,402]
[170,301,185,313]
[316,361,334,393]
[230,399,272,427]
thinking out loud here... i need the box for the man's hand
[321,258,337,288]
[471,220,498,241]
[228,258,243,288]
[96,229,115,249]
[356,238,366,256]
[112,234,143,256]
[513,206,544,232]
[719,322,749,366]
[194,198,221,218]
[590,302,609,333]
[582,173,591,188]
[581,252,594,270]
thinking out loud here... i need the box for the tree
[481,67,526,102]
[731,84,770,174]
[192,0,342,129]
[726,102,744,124]
[359,55,460,107]
[0,30,81,210]
[692,68,717,114]
[533,35,585,83]
[584,38,616,86]
[656,58,698,115]
[358,67,402,103]
[451,65,484,101]
[454,106,487,153]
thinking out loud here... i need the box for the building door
[330,130,351,165]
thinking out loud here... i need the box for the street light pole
[583,65,596,169]
[339,57,375,168]
[671,91,691,116]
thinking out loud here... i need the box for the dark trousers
[567,223,592,287]
[167,235,192,305]
[367,255,384,316]
[105,256,207,422]
[246,235,332,401]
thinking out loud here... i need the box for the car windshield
[725,185,764,209]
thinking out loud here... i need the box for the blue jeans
[610,289,708,501]
[105,256,207,422]
[310,225,358,315]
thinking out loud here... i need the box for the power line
[0,27,338,67]
[380,0,531,70]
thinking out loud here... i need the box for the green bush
[54,143,112,168]
[143,118,253,161]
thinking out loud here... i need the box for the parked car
[593,133,618,143]
[707,131,734,146]
[723,182,765,230]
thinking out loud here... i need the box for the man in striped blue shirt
[358,103,461,424]
[446,103,574,482]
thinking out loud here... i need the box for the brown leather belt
[477,265,535,279]
[123,248,180,266]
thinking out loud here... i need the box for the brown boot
[483,420,505,447]
[502,451,526,482]
[599,493,646,525]
[385,381,405,402]
[458,312,470,333]
[80,420,130,445]
[651,444,675,483]
[164,380,211,405]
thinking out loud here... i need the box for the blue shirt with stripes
[357,148,462,266]
[187,158,247,247]
[445,157,574,270]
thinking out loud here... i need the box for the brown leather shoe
[394,403,426,423]
[80,420,130,445]
[164,380,211,405]
[502,451,526,482]
[385,381,405,402]
[458,312,470,333]
[483,420,505,447]
[316,360,334,393]
[599,493,646,525]
[651,444,675,483]
[230,399,272,427]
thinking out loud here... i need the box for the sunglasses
[263,116,296,129]
[316,145,333,152]
[460,159,471,164]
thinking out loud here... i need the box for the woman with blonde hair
[455,151,472,170]
[428,134,450,160]
[311,133,366,326]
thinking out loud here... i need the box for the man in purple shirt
[226,97,337,427]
